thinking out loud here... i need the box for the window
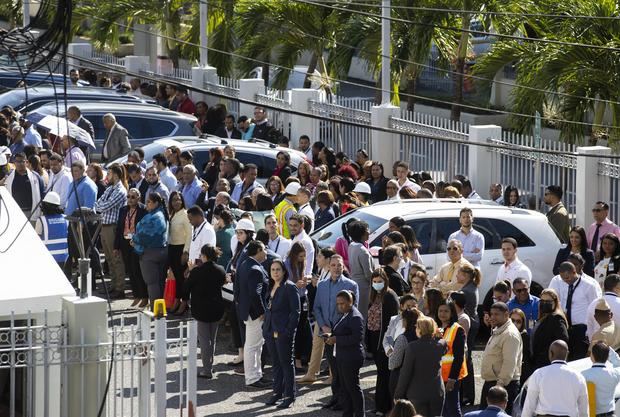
[435,218,461,254]
[140,119,176,138]
[192,150,210,173]
[472,218,499,250]
[487,218,535,247]
[313,211,387,249]
[408,219,433,255]
[235,152,270,178]
[116,116,144,139]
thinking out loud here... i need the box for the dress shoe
[248,379,270,389]
[265,394,282,405]
[138,299,149,308]
[130,298,140,307]
[321,399,338,409]
[197,370,213,379]
[227,357,243,366]
[276,397,295,409]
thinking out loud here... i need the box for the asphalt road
[109,297,486,417]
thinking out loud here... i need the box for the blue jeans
[443,379,462,417]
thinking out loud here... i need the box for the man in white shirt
[186,206,216,264]
[448,207,484,267]
[298,135,313,160]
[152,153,178,192]
[489,183,503,205]
[288,214,314,276]
[581,341,620,417]
[46,152,72,209]
[586,274,620,340]
[394,161,421,193]
[297,187,315,233]
[264,214,292,259]
[495,237,532,285]
[21,118,42,149]
[549,260,601,360]
[521,340,589,417]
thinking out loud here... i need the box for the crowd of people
[2,72,620,416]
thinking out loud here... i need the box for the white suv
[312,199,563,302]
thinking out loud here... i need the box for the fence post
[124,56,150,82]
[576,146,611,226]
[468,125,502,200]
[186,321,197,416]
[153,318,167,417]
[370,104,399,167]
[239,79,266,120]
[290,89,320,148]
[67,43,92,72]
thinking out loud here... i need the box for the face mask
[372,282,385,292]
[539,301,554,314]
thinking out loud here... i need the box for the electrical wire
[66,51,620,160]
[60,6,620,131]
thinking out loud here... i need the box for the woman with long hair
[194,101,209,134]
[366,161,389,204]
[266,175,285,205]
[132,192,168,306]
[263,259,300,409]
[213,206,235,268]
[455,264,480,405]
[594,233,620,286]
[409,269,428,309]
[334,216,360,270]
[167,191,191,314]
[297,161,312,187]
[182,244,226,379]
[202,146,223,191]
[399,225,423,264]
[553,225,595,276]
[530,288,569,371]
[86,162,106,198]
[319,146,337,178]
[314,190,336,230]
[503,185,525,208]
[437,300,467,417]
[274,151,292,185]
[165,146,182,174]
[424,288,445,322]
[285,242,312,371]
[367,268,400,416]
[510,308,533,385]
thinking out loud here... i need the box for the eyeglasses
[447,247,459,251]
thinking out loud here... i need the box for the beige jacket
[590,320,620,351]
[430,257,473,296]
[480,320,522,386]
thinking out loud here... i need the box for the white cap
[0,153,6,165]
[235,218,255,232]
[284,182,301,195]
[353,182,371,194]
[42,191,61,206]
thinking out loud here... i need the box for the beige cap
[595,298,611,312]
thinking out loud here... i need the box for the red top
[176,98,196,115]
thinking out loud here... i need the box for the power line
[200,0,620,108]
[62,5,620,131]
[292,0,620,53]
[66,51,620,160]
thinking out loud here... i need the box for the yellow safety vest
[441,322,468,382]
[274,198,296,239]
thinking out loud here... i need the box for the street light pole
[200,0,208,67]
[23,0,30,27]
[381,0,391,104]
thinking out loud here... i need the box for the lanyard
[333,312,349,330]
[273,237,281,253]
[192,222,206,241]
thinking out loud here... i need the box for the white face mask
[372,282,385,292]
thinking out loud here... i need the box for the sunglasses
[447,247,459,251]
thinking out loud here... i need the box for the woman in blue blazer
[263,259,300,409]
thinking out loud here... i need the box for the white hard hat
[353,182,371,195]
[0,153,6,165]
[284,182,301,195]
[42,191,61,206]
[235,218,255,232]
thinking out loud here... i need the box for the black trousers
[264,333,296,398]
[168,244,186,296]
[412,396,444,417]
[480,380,519,415]
[337,359,365,417]
[120,238,147,298]
[325,343,340,401]
[229,302,244,349]
[367,330,392,413]
[568,324,589,361]
[294,303,312,362]
[461,319,479,404]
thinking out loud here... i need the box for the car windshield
[311,210,388,248]
[0,89,25,109]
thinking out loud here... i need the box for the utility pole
[200,0,208,67]
[23,0,30,27]
[381,0,391,104]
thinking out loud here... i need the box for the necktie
[591,224,602,252]
[566,283,575,326]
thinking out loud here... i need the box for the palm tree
[78,0,185,66]
[473,0,620,145]
[0,1,22,29]
[233,0,352,93]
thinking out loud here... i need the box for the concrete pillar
[67,43,92,72]
[370,104,399,167]
[290,88,319,148]
[134,24,158,70]
[192,66,218,106]
[62,296,108,417]
[468,125,502,201]
[576,146,611,226]
[124,56,150,82]
[239,78,265,118]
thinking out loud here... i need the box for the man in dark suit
[127,163,149,204]
[464,386,510,417]
[235,240,270,388]
[325,290,365,417]
[544,185,571,243]
[214,114,242,139]
[67,105,95,162]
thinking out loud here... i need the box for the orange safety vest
[441,322,468,382]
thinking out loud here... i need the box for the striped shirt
[95,182,127,224]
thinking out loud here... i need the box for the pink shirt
[587,218,620,251]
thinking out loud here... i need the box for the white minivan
[311,199,563,302]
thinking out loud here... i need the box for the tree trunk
[406,69,418,111]
[451,13,471,121]
[304,52,318,89]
